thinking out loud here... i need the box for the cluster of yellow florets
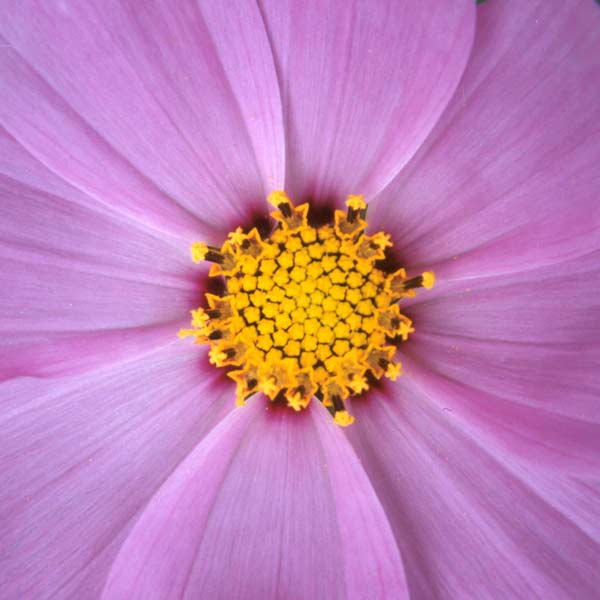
[180,191,434,426]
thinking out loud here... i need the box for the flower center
[180,191,434,426]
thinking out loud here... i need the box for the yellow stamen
[181,193,434,425]
[422,271,436,289]
[333,410,355,427]
[190,242,208,264]
[346,195,367,212]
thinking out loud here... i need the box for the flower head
[1,1,599,599]
[180,191,434,424]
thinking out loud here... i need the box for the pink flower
[1,1,599,598]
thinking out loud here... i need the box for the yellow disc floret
[180,192,434,426]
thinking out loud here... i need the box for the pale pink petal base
[103,399,408,599]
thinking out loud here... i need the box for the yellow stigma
[180,192,434,426]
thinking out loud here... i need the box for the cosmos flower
[1,0,599,598]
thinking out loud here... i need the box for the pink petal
[347,388,600,599]
[259,0,475,203]
[408,249,600,345]
[103,399,407,599]
[0,127,200,241]
[400,251,600,471]
[0,343,234,599]
[0,142,201,380]
[1,324,192,383]
[0,1,285,236]
[198,3,285,194]
[371,0,600,278]
[402,354,600,474]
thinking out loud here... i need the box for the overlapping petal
[371,0,600,279]
[0,344,233,599]
[259,0,475,203]
[0,0,285,236]
[361,0,600,487]
[347,388,600,599]
[399,249,600,472]
[103,400,407,599]
[0,130,201,380]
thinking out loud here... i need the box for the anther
[192,244,225,264]
[403,275,424,290]
[330,394,354,426]
[331,394,344,413]
[346,195,367,219]
[206,249,225,264]
[237,229,264,258]
[279,202,292,218]
[345,195,367,224]
[404,271,435,291]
